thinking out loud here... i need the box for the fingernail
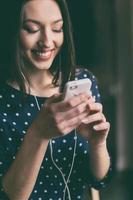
[93,125,98,130]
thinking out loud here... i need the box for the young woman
[0,0,112,199]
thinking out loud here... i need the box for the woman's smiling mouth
[32,49,54,61]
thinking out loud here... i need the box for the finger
[93,122,110,132]
[81,112,106,124]
[51,93,90,112]
[64,92,90,108]
[58,111,88,132]
[87,102,103,113]
[67,111,89,127]
[87,96,96,103]
[50,100,89,124]
[61,126,75,135]
[61,101,88,120]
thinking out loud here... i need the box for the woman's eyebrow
[53,19,63,24]
[23,18,63,25]
[23,19,41,26]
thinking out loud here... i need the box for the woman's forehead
[22,0,63,23]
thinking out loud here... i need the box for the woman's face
[20,0,64,71]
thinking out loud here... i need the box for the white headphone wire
[34,95,41,111]
[50,130,77,200]
[63,129,77,200]
[50,139,71,200]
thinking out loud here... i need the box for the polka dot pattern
[0,69,112,199]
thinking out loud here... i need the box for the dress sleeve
[87,158,113,190]
[0,121,11,199]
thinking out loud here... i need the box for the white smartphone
[63,78,92,101]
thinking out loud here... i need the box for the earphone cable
[63,129,77,199]
[50,129,77,200]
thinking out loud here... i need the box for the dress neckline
[5,83,48,99]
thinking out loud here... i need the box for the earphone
[49,129,77,200]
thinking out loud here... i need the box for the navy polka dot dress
[0,69,112,199]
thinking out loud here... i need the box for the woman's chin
[29,59,53,71]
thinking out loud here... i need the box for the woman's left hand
[77,96,110,146]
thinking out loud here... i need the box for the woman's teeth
[35,51,52,58]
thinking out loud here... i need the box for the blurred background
[67,0,133,199]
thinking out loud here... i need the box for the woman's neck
[9,69,60,97]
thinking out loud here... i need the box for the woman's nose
[38,30,52,48]
[38,40,50,48]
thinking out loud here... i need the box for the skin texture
[2,1,110,200]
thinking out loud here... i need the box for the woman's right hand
[29,93,90,140]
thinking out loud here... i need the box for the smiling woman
[0,0,112,200]
[1,0,76,94]
[20,0,64,72]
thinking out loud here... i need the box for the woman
[0,0,112,199]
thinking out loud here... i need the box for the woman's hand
[77,96,110,146]
[30,93,90,140]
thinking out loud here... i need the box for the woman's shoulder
[0,81,22,97]
[0,82,13,95]
[0,81,7,95]
[75,67,98,81]
[0,81,23,108]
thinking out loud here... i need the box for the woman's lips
[32,49,54,61]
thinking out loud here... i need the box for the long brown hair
[0,0,76,93]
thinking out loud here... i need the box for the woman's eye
[23,25,40,33]
[53,28,63,33]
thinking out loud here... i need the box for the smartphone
[63,78,92,101]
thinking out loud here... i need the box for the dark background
[67,0,133,200]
